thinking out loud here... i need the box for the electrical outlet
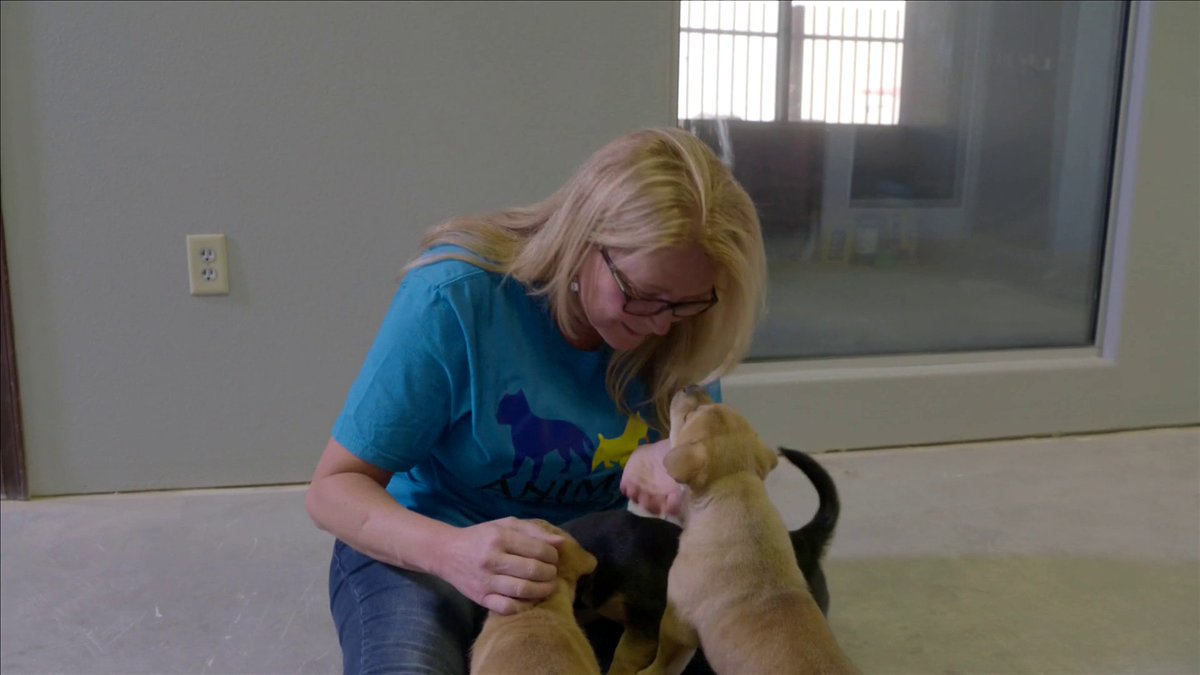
[186,234,230,296]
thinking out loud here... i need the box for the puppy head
[665,388,778,491]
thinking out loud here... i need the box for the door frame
[1,199,28,500]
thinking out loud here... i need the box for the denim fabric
[329,540,486,675]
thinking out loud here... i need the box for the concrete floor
[2,427,1197,674]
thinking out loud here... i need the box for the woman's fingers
[619,439,684,517]
[481,592,532,616]
[490,551,558,583]
[488,572,556,601]
[508,518,567,545]
[503,521,564,564]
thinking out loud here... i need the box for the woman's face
[575,244,717,351]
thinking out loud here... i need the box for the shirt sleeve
[332,275,466,473]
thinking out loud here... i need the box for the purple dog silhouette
[495,390,594,483]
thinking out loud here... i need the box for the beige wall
[1,1,675,495]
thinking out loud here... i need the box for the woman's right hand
[435,517,565,615]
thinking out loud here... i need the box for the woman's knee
[329,541,484,675]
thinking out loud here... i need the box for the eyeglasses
[599,247,718,318]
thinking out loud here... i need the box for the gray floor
[3,427,1198,675]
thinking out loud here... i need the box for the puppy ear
[560,539,597,581]
[754,444,779,480]
[580,550,598,577]
[664,442,708,487]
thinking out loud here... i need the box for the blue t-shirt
[333,248,718,527]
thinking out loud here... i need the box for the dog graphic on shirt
[591,414,649,471]
[496,390,594,484]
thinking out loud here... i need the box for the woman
[306,127,766,674]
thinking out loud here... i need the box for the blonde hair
[405,127,766,431]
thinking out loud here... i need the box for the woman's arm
[305,437,564,614]
[306,436,451,572]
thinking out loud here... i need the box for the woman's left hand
[620,438,683,517]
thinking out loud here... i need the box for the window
[677,1,1131,361]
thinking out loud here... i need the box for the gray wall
[1,1,676,496]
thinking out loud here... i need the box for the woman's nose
[648,312,674,336]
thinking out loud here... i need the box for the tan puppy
[470,520,602,675]
[637,389,858,675]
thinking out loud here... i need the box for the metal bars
[678,1,781,121]
[679,1,905,125]
[797,1,904,124]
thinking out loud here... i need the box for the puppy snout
[674,385,713,407]
[671,389,695,413]
[670,386,712,434]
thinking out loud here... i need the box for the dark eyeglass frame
[599,247,718,318]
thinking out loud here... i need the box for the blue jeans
[329,540,487,675]
[328,540,674,675]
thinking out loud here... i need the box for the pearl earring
[569,279,580,293]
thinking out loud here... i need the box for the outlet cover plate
[186,234,230,296]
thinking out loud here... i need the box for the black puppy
[562,447,841,674]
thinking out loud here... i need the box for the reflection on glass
[680,0,1129,359]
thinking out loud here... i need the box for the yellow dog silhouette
[592,415,649,471]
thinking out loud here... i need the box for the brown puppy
[637,389,858,675]
[470,520,602,675]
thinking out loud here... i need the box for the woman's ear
[664,442,708,488]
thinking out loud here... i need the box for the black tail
[779,447,841,614]
[780,447,840,549]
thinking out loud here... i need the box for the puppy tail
[779,447,841,556]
